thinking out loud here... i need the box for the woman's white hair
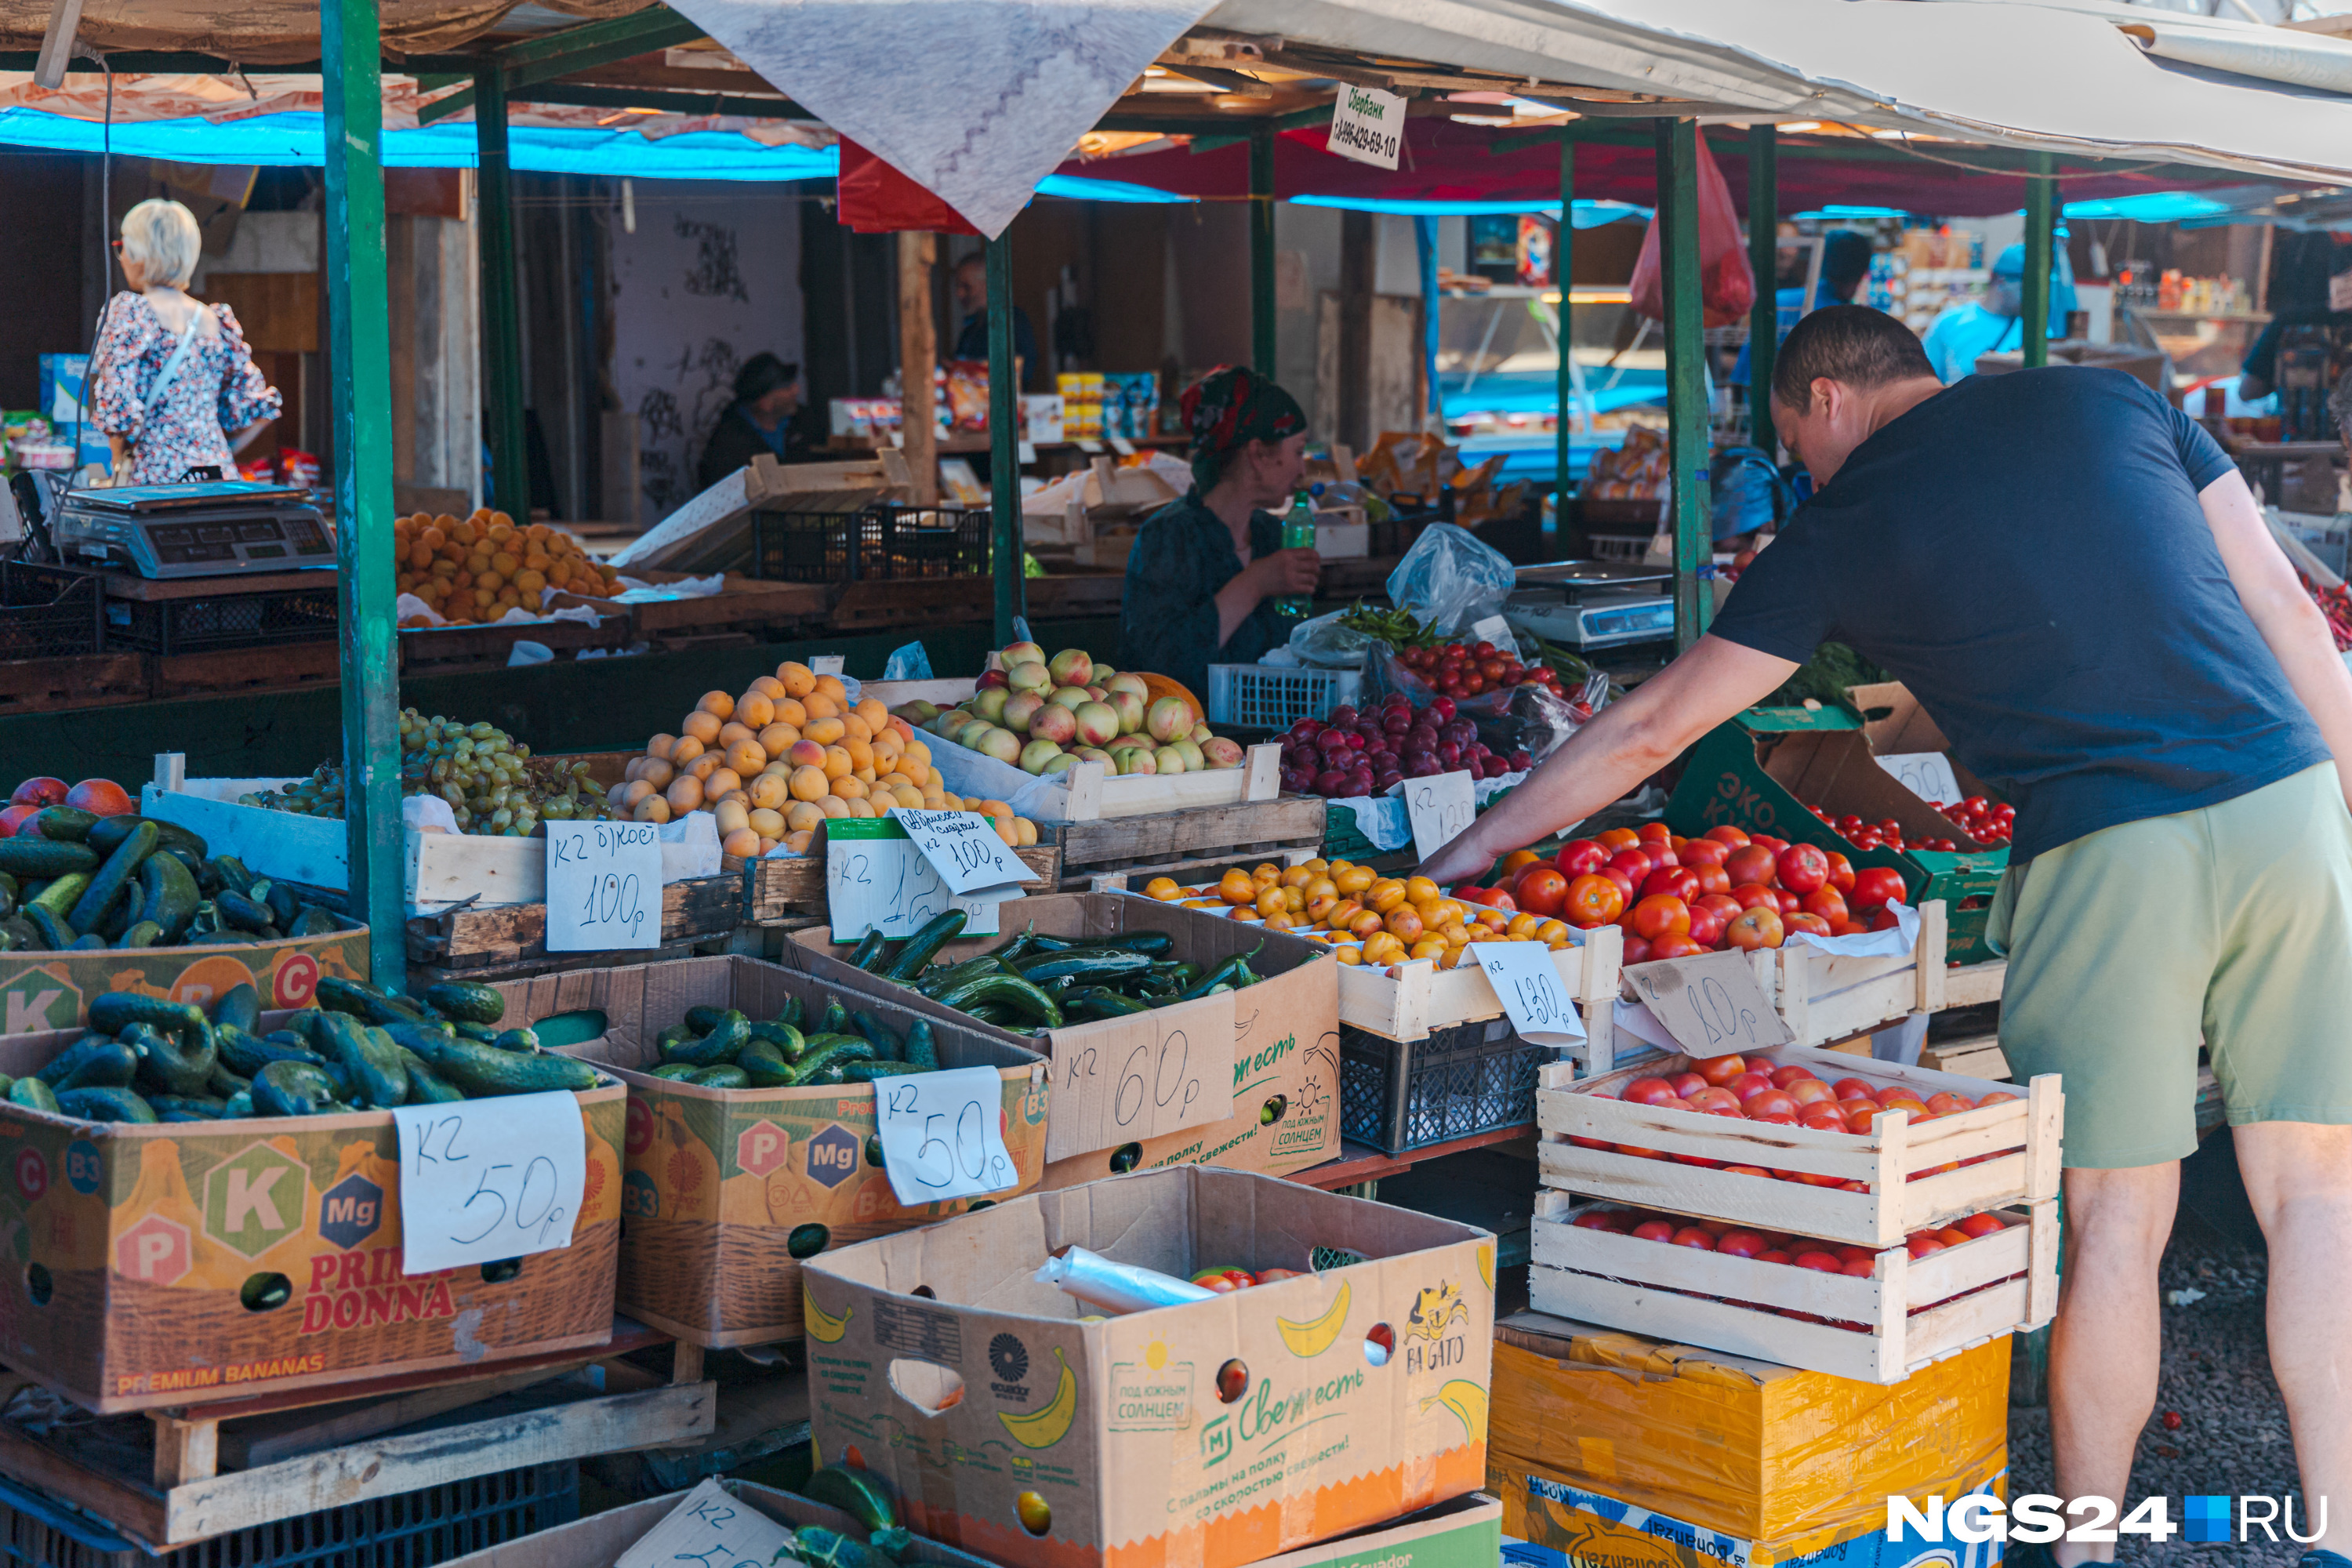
[120,198,201,289]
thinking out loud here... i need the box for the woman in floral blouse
[91,198,281,487]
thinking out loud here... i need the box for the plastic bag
[1628,135,1756,328]
[1369,657,1609,766]
[1384,523,1516,637]
[1287,609,1381,668]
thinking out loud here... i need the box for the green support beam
[1250,124,1278,377]
[417,6,707,125]
[475,64,531,517]
[1657,118,1711,653]
[1746,123,1778,455]
[987,230,1025,646]
[1552,135,1573,544]
[2024,151,2055,368]
[321,0,405,989]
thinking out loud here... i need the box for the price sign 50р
[872,1065,1019,1206]
[391,1091,589,1273]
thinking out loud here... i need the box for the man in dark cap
[1120,365,1323,693]
[697,352,819,488]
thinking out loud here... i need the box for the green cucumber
[263,881,302,931]
[880,909,967,982]
[318,976,427,1027]
[413,1036,599,1096]
[0,840,96,879]
[904,1019,938,1070]
[689,1064,750,1088]
[136,851,199,941]
[212,855,256,897]
[209,1059,253,1098]
[89,816,206,861]
[840,1060,933,1082]
[848,931,893,971]
[916,956,1004,997]
[492,1028,539,1054]
[312,1014,406,1107]
[57,1087,156,1123]
[773,996,804,1030]
[666,1014,748,1067]
[817,999,848,1036]
[395,1049,466,1104]
[217,1026,324,1078]
[647,1063,702,1081]
[24,807,99,843]
[115,920,163,949]
[253,1060,339,1116]
[745,1021,805,1062]
[7,1078,58,1114]
[127,1021,216,1097]
[149,1094,227,1118]
[848,1011,903,1059]
[90,993,211,1059]
[292,905,340,937]
[66,933,104,949]
[683,1004,732,1035]
[27,871,86,916]
[937,971,1063,1027]
[420,981,503,1025]
[67,821,154,935]
[49,1039,139,1091]
[788,1037,877,1085]
[212,984,261,1033]
[221,1091,254,1118]
[1015,949,1154,984]
[216,890,274,934]
[738,1040,795,1087]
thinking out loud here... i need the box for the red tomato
[1483,890,1518,914]
[1669,1226,1716,1250]
[1745,1089,1798,1120]
[1841,1256,1878,1277]
[1630,895,1691,940]
[1637,822,1671,845]
[1704,825,1751,848]
[1621,1076,1677,1105]
[1694,892,1744,924]
[1639,866,1700,904]
[1776,889,1802,914]
[1788,1080,1839,1109]
[1597,827,1639,850]
[1801,887,1849,927]
[1564,873,1627,927]
[1784,912,1833,938]
[1516,868,1568,918]
[1792,1250,1843,1273]
[1631,1220,1677,1242]
[1607,848,1654,885]
[1869,904,1903,932]
[1801,1106,1847,1131]
[1686,905,1726,948]
[1775,844,1830,894]
[1845,1106,1883,1133]
[1694,1053,1747,1085]
[1600,866,1636,904]
[1687,1086,1741,1114]
[1723,845,1777,887]
[1725,906,1784,950]
[1905,1236,1947,1259]
[1570,1210,1623,1231]
[1648,932,1707,959]
[1190,1269,1245,1293]
[1730,882,1777,911]
[1557,838,1609,877]
[1715,1231,1768,1258]
[1926,1091,1976,1115]
[1955,1212,2007,1238]
[1824,851,1855,894]
[1727,1071,1773,1102]
[0,804,34,837]
[1668,1071,1708,1099]
[1849,866,1906,911]
[1832,1076,1875,1100]
[1750,835,1787,855]
[1677,839,1728,868]
[1648,844,1679,869]
[1692,862,1732,897]
[1621,935,1653,965]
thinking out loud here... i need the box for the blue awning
[1288,194,1650,222]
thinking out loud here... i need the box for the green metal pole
[1657,118,1710,652]
[1747,123,1779,454]
[322,0,405,989]
[987,230,1024,645]
[2023,151,2054,369]
[1552,135,1573,545]
[1249,124,1277,377]
[474,64,530,515]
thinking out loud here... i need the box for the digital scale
[52,481,332,579]
[1503,559,1676,649]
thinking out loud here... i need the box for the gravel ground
[2008,1216,2319,1565]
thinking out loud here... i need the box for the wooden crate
[1943,957,2006,1011]
[151,642,340,700]
[1773,901,1947,1047]
[398,614,631,670]
[1920,1033,2009,1080]
[404,872,742,974]
[1534,1049,2062,1247]
[1527,1192,2057,1384]
[1050,793,1322,886]
[553,569,830,641]
[1341,927,1622,1064]
[738,841,1059,925]
[0,1321,712,1548]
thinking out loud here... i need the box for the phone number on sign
[1331,121,1398,160]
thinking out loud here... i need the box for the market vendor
[90,198,281,486]
[950,254,1037,373]
[1423,305,2352,1568]
[1918,241,2074,383]
[695,352,819,488]
[1120,367,1323,695]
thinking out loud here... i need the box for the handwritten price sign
[1407,770,1478,863]
[826,834,1001,938]
[390,1090,587,1273]
[1625,949,1791,1056]
[1467,942,1586,1045]
[895,808,1031,896]
[545,820,662,951]
[1874,751,1962,808]
[873,1065,1019,1205]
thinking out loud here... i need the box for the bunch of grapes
[242,710,614,837]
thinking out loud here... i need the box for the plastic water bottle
[1277,492,1316,619]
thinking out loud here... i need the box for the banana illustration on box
[1275,1280,1352,1357]
[1419,1379,1488,1442]
[998,1346,1076,1448]
[1476,1243,1494,1293]
[804,1294,853,1344]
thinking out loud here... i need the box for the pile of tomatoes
[1188,1265,1305,1292]
[1570,1206,2009,1266]
[1801,796,2012,852]
[1599,1053,2014,1159]
[1392,640,1576,705]
[1481,822,1910,966]
[1937,797,2013,847]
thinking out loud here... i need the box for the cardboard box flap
[1846,681,1958,757]
[434,1479,999,1568]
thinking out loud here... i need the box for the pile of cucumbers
[839,910,1267,1032]
[5,974,601,1124]
[0,808,343,953]
[648,995,938,1087]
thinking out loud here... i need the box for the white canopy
[667,0,2352,236]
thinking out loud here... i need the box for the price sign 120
[1408,770,1478,863]
[872,1065,1020,1206]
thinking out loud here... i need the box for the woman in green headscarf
[1120,366,1323,695]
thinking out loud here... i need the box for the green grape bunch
[239,709,616,837]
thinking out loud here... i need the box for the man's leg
[2046,1161,2178,1568]
[2234,1121,2352,1557]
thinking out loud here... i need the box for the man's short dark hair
[1771,304,1937,410]
[735,352,797,402]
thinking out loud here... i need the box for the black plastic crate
[0,561,103,659]
[100,579,340,655]
[750,504,989,583]
[0,1461,577,1568]
[1338,1016,1557,1155]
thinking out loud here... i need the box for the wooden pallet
[0,1319,713,1548]
[739,842,1059,924]
[0,652,149,713]
[404,872,742,971]
[1534,1051,2063,1247]
[1529,1191,2057,1384]
[1051,796,1327,886]
[1921,1033,2009,1080]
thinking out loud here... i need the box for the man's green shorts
[1988,762,2352,1169]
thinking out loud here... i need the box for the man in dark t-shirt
[1424,307,2352,1568]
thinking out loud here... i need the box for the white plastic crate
[1205,662,1363,728]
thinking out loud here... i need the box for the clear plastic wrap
[1382,524,1516,637]
[1036,1245,1215,1315]
[1287,609,1381,668]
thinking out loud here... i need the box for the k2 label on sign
[1407,770,1477,863]
[390,1091,586,1274]
[827,837,1001,938]
[1328,84,1406,169]
[873,1065,1019,1206]
[1467,942,1585,1045]
[544,820,662,952]
[1627,949,1791,1056]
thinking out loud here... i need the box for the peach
[1146,695,1194,742]
[1108,690,1145,734]
[977,728,1024,765]
[973,687,1011,723]
[1047,648,1093,687]
[1029,703,1080,746]
[1073,701,1119,747]
[1203,736,1246,769]
[1019,739,1063,774]
[696,690,735,720]
[787,739,828,769]
[1007,660,1051,696]
[1106,672,1149,700]
[1001,640,1045,666]
[1049,685,1091,713]
[1004,691,1047,732]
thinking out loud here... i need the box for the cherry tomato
[1565,873,1626,927]
[1630,894,1691,941]
[1849,866,1907,911]
[1775,843,1830,894]
[1515,868,1568,919]
[1557,838,1610,877]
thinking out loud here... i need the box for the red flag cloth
[837,138,978,236]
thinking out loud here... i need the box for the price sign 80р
[545,820,663,952]
[391,1091,588,1273]
[873,1065,1019,1206]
